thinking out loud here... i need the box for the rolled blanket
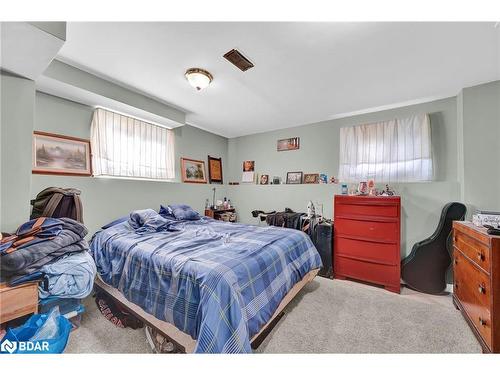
[128,209,178,234]
[39,251,96,299]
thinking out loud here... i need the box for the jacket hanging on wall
[30,187,83,223]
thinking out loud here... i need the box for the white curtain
[338,114,433,182]
[90,108,175,180]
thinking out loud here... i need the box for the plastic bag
[0,307,72,354]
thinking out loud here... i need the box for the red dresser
[334,195,401,293]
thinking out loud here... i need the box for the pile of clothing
[264,208,305,230]
[0,217,96,299]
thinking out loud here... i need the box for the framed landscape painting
[181,157,207,183]
[32,131,92,176]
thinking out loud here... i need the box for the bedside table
[205,208,237,222]
[0,281,39,324]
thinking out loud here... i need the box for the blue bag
[0,307,72,354]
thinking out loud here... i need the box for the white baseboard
[445,283,454,293]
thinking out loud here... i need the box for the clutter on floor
[94,289,144,329]
[0,212,96,353]
[0,307,72,354]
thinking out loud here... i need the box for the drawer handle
[478,317,487,326]
[454,283,459,290]
[478,284,486,294]
[477,252,484,261]
[454,258,458,265]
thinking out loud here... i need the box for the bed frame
[94,268,319,353]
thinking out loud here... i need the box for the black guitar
[401,202,466,295]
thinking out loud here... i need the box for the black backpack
[30,187,84,223]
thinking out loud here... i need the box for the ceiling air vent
[223,49,254,72]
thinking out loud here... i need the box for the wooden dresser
[0,281,39,324]
[334,195,401,293]
[452,221,500,353]
[204,208,236,222]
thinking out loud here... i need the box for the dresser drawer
[336,237,399,265]
[454,229,491,274]
[335,203,399,218]
[0,282,39,324]
[335,256,400,289]
[335,217,399,243]
[454,250,492,347]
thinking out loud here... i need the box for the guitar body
[401,202,466,294]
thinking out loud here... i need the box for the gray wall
[0,72,35,231]
[3,78,499,262]
[226,97,460,258]
[30,92,228,236]
[461,81,500,215]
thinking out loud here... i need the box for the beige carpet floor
[65,277,481,354]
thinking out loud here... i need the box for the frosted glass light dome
[185,68,213,91]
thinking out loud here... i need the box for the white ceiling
[56,22,499,138]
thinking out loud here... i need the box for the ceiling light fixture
[185,68,213,91]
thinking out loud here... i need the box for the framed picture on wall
[208,155,223,184]
[304,173,319,184]
[32,131,92,176]
[277,137,300,151]
[286,171,303,184]
[181,157,207,183]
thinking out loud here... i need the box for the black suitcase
[312,222,333,278]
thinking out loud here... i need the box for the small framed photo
[358,181,368,194]
[272,176,281,185]
[286,171,303,184]
[319,173,328,184]
[260,174,269,185]
[181,157,207,183]
[304,173,319,184]
[243,160,255,172]
[277,137,300,152]
[208,155,223,184]
[32,131,92,176]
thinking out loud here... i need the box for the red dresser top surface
[334,195,401,204]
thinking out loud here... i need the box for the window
[90,108,175,180]
[338,114,433,182]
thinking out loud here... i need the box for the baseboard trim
[445,283,454,293]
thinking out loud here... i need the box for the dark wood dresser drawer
[453,221,500,353]
[454,250,492,347]
[454,229,491,274]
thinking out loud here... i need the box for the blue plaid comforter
[90,211,321,353]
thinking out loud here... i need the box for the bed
[90,209,322,353]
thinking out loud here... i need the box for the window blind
[90,108,175,180]
[338,114,433,182]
